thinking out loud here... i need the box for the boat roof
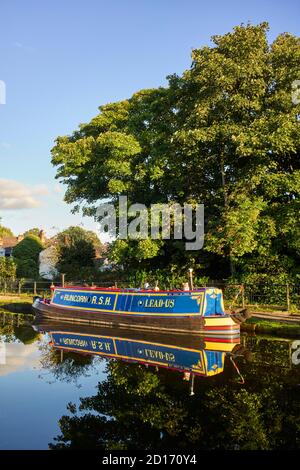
[51,285,218,294]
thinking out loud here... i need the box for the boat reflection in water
[34,321,245,391]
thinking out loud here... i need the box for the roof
[0,230,48,249]
[0,236,22,248]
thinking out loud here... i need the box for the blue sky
[0,0,299,240]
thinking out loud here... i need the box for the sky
[0,0,299,240]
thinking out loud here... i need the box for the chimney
[39,230,45,244]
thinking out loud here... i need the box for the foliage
[39,341,96,385]
[0,218,14,238]
[51,23,300,281]
[55,226,101,281]
[0,257,17,280]
[23,228,41,238]
[126,268,209,289]
[12,235,44,279]
[0,226,13,238]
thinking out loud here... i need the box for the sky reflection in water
[0,312,299,450]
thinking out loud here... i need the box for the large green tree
[13,235,44,279]
[51,23,300,281]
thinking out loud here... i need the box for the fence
[205,282,300,312]
[0,277,132,296]
[0,280,53,296]
[0,277,299,312]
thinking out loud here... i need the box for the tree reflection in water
[49,337,300,450]
[39,341,98,386]
[0,312,40,344]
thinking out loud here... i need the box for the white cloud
[0,142,11,150]
[0,179,49,210]
[12,41,35,52]
[0,343,40,377]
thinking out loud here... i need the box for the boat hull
[33,299,240,337]
[34,319,240,349]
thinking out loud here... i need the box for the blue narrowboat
[33,285,250,336]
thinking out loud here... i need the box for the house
[94,243,115,271]
[0,235,24,257]
[0,230,47,258]
[0,228,112,279]
[39,239,113,278]
[38,235,107,280]
[39,244,59,280]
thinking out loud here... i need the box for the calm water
[0,310,300,450]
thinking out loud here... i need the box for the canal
[0,310,299,450]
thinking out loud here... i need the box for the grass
[242,317,300,337]
[225,303,300,315]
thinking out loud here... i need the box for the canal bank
[0,294,33,314]
[242,315,300,337]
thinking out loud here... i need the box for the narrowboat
[33,285,250,336]
[34,320,245,379]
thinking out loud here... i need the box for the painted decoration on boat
[51,287,225,317]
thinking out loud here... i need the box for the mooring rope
[229,355,245,385]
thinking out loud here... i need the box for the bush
[13,235,44,279]
[0,257,17,281]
